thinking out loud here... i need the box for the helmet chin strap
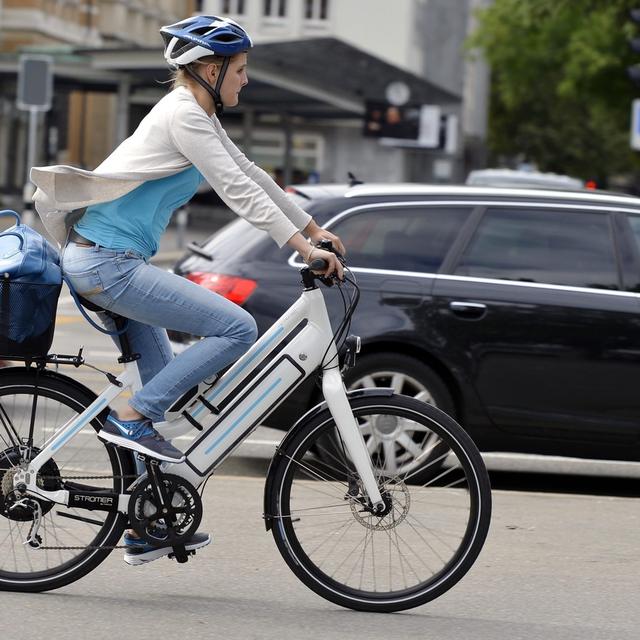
[183,58,230,117]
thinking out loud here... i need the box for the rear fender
[0,365,110,426]
[262,387,393,531]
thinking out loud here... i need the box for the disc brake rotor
[348,479,410,531]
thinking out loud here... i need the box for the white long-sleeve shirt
[31,86,311,247]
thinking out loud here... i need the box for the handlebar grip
[309,258,328,271]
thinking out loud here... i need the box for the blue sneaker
[99,412,185,463]
[123,532,212,566]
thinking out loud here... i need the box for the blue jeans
[61,242,258,422]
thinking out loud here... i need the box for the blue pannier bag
[0,210,62,358]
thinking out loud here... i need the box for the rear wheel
[0,368,134,592]
[268,394,491,612]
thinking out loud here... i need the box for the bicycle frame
[15,279,384,513]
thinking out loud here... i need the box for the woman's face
[218,53,249,107]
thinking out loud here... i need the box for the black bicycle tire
[268,394,492,613]
[0,370,133,592]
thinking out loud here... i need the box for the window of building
[454,208,619,290]
[322,206,470,272]
[264,0,287,18]
[226,128,324,186]
[305,0,329,20]
[221,0,245,14]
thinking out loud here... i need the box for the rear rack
[1,350,85,368]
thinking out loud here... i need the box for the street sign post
[17,56,53,112]
[16,55,53,217]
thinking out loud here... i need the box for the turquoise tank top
[74,165,204,259]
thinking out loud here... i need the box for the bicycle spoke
[282,450,349,489]
[304,517,355,564]
[396,432,424,459]
[290,502,353,514]
[0,402,20,448]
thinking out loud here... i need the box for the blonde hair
[170,54,236,90]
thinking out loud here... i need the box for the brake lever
[318,239,345,261]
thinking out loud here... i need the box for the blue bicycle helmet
[160,15,252,66]
[160,15,252,116]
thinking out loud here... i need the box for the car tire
[342,353,456,483]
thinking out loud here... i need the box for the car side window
[454,208,619,290]
[328,206,470,272]
[626,214,640,253]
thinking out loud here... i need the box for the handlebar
[302,240,345,288]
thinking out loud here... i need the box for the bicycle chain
[41,474,139,481]
[35,545,127,550]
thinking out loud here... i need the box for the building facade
[0,0,196,198]
[201,0,490,183]
[0,0,490,204]
[0,0,192,50]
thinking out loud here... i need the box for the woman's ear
[207,63,219,83]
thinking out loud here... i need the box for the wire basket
[0,279,62,358]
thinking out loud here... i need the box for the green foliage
[468,0,640,182]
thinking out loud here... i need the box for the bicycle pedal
[168,546,195,563]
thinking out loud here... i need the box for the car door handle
[449,301,487,318]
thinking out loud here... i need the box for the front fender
[262,387,393,531]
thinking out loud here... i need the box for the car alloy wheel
[344,354,455,482]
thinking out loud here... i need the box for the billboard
[363,102,450,149]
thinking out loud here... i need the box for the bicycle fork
[321,368,384,512]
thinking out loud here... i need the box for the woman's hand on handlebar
[307,228,346,258]
[287,227,346,281]
[306,246,344,281]
[303,219,346,257]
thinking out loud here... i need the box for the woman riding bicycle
[31,15,345,565]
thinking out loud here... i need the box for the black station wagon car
[171,184,640,473]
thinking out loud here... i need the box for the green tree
[468,0,640,185]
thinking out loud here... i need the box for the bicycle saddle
[76,294,127,323]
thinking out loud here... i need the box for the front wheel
[268,394,491,612]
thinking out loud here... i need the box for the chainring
[0,447,61,521]
[128,473,202,548]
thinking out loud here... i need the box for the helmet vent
[172,41,196,58]
[213,33,241,42]
[191,26,214,36]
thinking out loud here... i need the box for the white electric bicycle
[0,246,491,612]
